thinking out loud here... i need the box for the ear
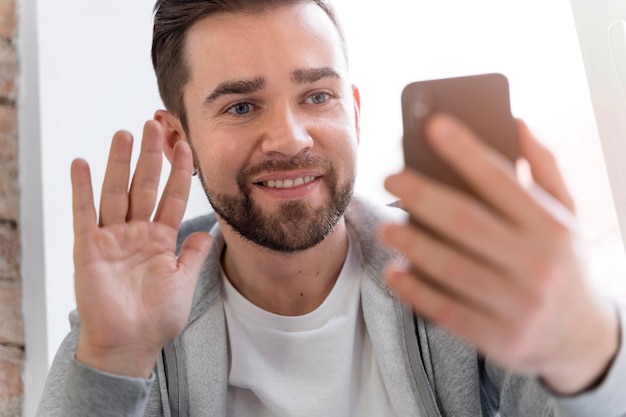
[154,109,186,164]
[352,85,361,145]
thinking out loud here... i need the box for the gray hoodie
[36,196,626,416]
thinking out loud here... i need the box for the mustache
[238,154,332,185]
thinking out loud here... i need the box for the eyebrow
[204,77,266,104]
[291,67,341,84]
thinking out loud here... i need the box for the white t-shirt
[222,236,396,417]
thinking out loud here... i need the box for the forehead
[183,3,348,87]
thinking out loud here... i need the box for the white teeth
[263,176,316,189]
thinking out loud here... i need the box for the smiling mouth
[259,176,317,189]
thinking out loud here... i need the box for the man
[37,0,625,416]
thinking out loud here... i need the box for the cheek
[320,119,359,164]
[344,145,359,179]
[194,141,245,191]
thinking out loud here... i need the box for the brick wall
[0,0,23,416]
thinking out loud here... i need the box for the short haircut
[151,0,347,133]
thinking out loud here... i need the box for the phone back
[401,73,518,197]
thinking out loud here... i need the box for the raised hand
[380,115,619,394]
[71,120,212,378]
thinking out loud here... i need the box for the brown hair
[151,0,347,133]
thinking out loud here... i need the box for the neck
[220,217,350,316]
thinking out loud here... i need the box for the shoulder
[344,195,407,279]
[347,195,407,227]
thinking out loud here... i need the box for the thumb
[177,231,213,287]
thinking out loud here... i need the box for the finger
[384,170,526,273]
[127,121,164,221]
[153,140,194,230]
[386,266,504,351]
[99,131,133,226]
[71,158,97,236]
[426,114,546,227]
[517,119,576,213]
[177,231,213,290]
[379,222,529,317]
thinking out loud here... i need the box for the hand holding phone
[383,75,620,397]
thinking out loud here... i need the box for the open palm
[71,120,212,378]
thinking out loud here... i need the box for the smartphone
[401,73,519,200]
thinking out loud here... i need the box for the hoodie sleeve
[35,310,156,417]
[484,305,626,417]
[550,305,626,417]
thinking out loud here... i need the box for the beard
[197,154,355,253]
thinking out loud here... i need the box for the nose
[260,105,314,157]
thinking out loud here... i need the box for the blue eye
[307,93,329,105]
[228,102,253,115]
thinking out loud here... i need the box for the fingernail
[377,222,397,242]
[384,173,402,192]
[429,115,454,143]
[384,268,405,291]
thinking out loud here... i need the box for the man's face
[182,3,360,252]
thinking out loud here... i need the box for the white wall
[19,0,626,415]
[33,0,165,371]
